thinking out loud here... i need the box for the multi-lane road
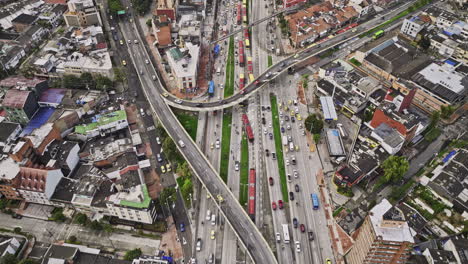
[116,2,277,264]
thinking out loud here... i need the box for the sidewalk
[316,169,353,264]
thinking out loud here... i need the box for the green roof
[169,48,183,61]
[119,185,151,209]
[75,110,127,134]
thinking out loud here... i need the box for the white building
[74,110,128,138]
[400,16,426,38]
[166,43,200,92]
[59,51,113,79]
[106,184,156,224]
[16,167,63,205]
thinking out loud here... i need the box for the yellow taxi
[210,230,215,240]
[119,40,124,45]
[166,163,172,172]
[162,92,169,97]
[296,114,302,121]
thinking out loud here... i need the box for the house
[39,140,80,177]
[0,236,22,257]
[0,122,22,150]
[15,166,64,205]
[16,25,49,52]
[38,243,131,264]
[0,44,26,70]
[63,0,102,27]
[152,15,172,48]
[422,248,457,264]
[11,14,37,32]
[0,76,49,100]
[0,90,39,125]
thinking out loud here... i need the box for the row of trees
[0,254,36,264]
[132,0,151,15]
[407,0,434,12]
[74,213,114,232]
[56,73,114,91]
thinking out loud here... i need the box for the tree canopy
[304,114,324,134]
[0,254,18,264]
[381,156,409,184]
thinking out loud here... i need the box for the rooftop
[0,76,45,89]
[369,199,414,243]
[0,121,20,143]
[11,13,36,25]
[39,89,67,105]
[0,157,20,181]
[75,110,127,134]
[325,129,346,156]
[166,42,199,78]
[1,90,32,108]
[320,97,338,120]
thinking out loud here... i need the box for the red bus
[236,4,242,25]
[247,57,253,74]
[248,168,256,220]
[244,28,249,40]
[241,114,254,142]
[238,41,245,67]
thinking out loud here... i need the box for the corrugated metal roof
[320,96,337,120]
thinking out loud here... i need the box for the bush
[124,248,142,261]
[74,213,88,225]
[67,235,78,244]
[13,227,22,233]
[50,208,66,222]
[337,186,354,197]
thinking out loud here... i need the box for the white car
[287,125,291,130]
[175,99,182,104]
[152,75,156,80]
[215,139,220,149]
[235,162,239,171]
[286,159,290,166]
[206,210,211,221]
[145,59,149,64]
[293,170,299,178]
[264,128,267,135]
[295,241,301,252]
[196,239,202,252]
[276,233,281,242]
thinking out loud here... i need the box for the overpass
[164,0,419,111]
[210,7,298,44]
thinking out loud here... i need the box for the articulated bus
[373,30,384,40]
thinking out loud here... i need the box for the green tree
[177,162,191,178]
[146,19,152,27]
[159,187,176,203]
[80,72,96,89]
[52,210,66,222]
[13,227,22,233]
[429,110,440,129]
[74,213,88,225]
[108,0,124,14]
[418,36,431,50]
[0,253,18,264]
[364,109,374,122]
[89,220,103,231]
[304,114,324,134]
[162,137,182,163]
[113,67,127,83]
[381,156,409,184]
[102,223,114,233]
[180,178,193,202]
[155,124,168,138]
[440,105,455,119]
[62,75,84,89]
[124,248,142,260]
[0,199,7,210]
[95,75,113,91]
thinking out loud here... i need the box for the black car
[308,231,314,241]
[289,191,294,200]
[262,117,266,125]
[269,133,273,139]
[291,117,295,123]
[284,116,289,121]
[265,149,269,156]
[196,103,202,107]
[291,156,296,165]
[295,184,300,192]
[293,218,298,228]
[272,152,276,160]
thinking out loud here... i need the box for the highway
[160,0,417,111]
[116,4,277,264]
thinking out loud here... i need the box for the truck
[282,136,288,146]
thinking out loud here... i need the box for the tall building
[63,0,102,27]
[400,16,426,39]
[0,90,39,125]
[166,43,199,93]
[346,199,415,264]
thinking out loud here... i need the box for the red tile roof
[370,109,407,135]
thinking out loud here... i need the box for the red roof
[17,167,48,192]
[95,42,108,50]
[2,90,31,108]
[370,109,407,135]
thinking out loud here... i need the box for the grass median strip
[219,110,232,183]
[239,133,249,207]
[270,94,288,202]
[224,36,235,98]
[268,55,273,67]
[174,111,198,141]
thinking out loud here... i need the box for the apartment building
[63,0,102,27]
[400,16,426,39]
[166,43,200,93]
[346,199,414,264]
[15,166,64,205]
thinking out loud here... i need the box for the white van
[178,140,185,148]
[211,214,216,225]
[289,142,294,151]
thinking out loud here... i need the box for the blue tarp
[443,150,457,163]
[20,107,55,136]
[444,59,456,66]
